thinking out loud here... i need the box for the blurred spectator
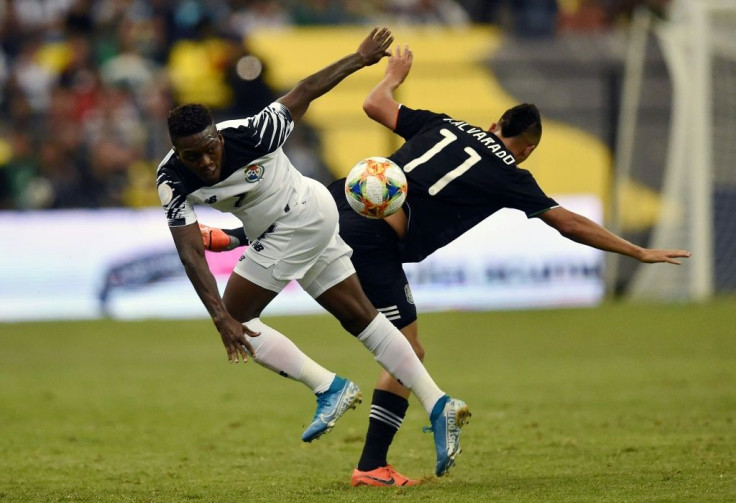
[9,35,57,113]
[0,42,8,105]
[290,0,360,26]
[0,130,41,209]
[227,0,290,35]
[0,0,75,57]
[558,0,609,33]
[99,15,165,101]
[457,0,504,24]
[511,0,558,36]
[453,0,557,35]
[382,0,470,26]
[37,84,92,208]
[166,16,239,112]
[139,79,175,161]
[123,78,174,207]
[0,0,656,211]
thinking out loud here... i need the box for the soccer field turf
[1,298,734,502]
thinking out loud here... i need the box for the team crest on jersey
[404,284,415,305]
[243,164,264,183]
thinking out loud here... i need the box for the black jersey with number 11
[387,105,558,263]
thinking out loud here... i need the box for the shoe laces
[384,465,416,485]
[312,391,332,420]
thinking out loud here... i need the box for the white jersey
[156,102,306,241]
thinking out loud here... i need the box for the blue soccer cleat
[302,376,362,442]
[426,395,471,476]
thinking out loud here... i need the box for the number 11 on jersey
[403,129,481,195]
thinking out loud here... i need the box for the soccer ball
[344,156,408,219]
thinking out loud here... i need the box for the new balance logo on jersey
[244,164,264,183]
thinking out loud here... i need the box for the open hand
[357,27,394,66]
[639,249,692,265]
[214,314,261,363]
[385,44,413,86]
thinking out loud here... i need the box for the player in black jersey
[199,45,691,486]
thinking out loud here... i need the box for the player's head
[168,103,225,184]
[489,103,541,165]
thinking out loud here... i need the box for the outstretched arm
[363,44,413,130]
[170,224,259,362]
[539,207,691,264]
[277,27,393,121]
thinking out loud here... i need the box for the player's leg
[330,192,423,482]
[297,183,445,412]
[223,262,340,395]
[352,322,417,484]
[224,237,360,442]
[325,179,470,478]
[306,270,442,411]
[304,261,471,477]
[222,268,336,392]
[374,322,422,394]
[305,178,472,463]
[349,266,419,483]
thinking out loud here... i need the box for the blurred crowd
[0,0,668,210]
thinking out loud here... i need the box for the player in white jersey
[155,28,469,478]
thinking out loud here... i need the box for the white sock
[357,313,445,414]
[244,318,335,394]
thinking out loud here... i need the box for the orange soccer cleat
[350,465,419,487]
[199,223,232,252]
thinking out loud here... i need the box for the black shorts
[328,180,417,330]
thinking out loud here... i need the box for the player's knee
[338,302,377,335]
[317,274,378,334]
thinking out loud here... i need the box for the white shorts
[232,178,355,298]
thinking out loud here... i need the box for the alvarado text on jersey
[442,118,515,165]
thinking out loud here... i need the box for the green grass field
[1,298,734,502]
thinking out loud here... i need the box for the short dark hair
[498,103,542,144]
[167,103,214,141]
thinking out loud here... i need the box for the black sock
[356,389,409,471]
